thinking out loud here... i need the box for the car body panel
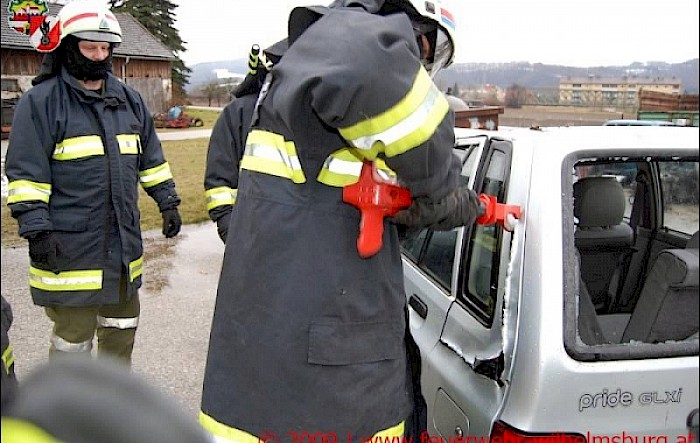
[404,125,700,439]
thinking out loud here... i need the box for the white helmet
[395,0,456,76]
[58,0,122,44]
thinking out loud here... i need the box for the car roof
[455,125,700,157]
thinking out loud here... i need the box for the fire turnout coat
[5,68,180,307]
[200,2,461,441]
[203,93,257,223]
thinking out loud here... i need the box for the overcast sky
[173,0,699,69]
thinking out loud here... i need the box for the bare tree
[201,81,225,107]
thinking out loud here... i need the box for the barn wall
[1,49,172,112]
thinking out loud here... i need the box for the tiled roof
[1,0,175,61]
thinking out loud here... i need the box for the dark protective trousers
[44,276,140,364]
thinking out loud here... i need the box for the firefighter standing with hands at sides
[204,40,287,243]
[199,0,484,441]
[4,0,182,365]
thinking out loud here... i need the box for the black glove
[28,231,62,273]
[215,211,231,244]
[392,186,486,231]
[161,208,182,238]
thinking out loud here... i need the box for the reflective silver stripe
[324,156,363,177]
[97,316,139,329]
[339,68,449,157]
[29,267,103,291]
[129,256,143,282]
[51,333,93,353]
[205,186,237,211]
[117,134,141,154]
[247,143,302,173]
[139,162,173,188]
[240,130,306,183]
[7,179,51,204]
[53,135,104,160]
[349,84,441,150]
[317,148,397,187]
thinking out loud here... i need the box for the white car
[402,125,699,440]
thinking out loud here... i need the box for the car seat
[574,176,635,312]
[620,231,699,343]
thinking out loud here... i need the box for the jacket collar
[60,67,126,106]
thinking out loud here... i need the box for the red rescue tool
[344,161,522,258]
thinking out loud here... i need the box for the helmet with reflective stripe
[58,0,122,44]
[386,0,456,77]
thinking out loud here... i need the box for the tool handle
[357,208,384,258]
[476,194,521,227]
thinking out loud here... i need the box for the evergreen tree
[113,0,191,102]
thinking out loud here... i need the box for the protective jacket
[203,94,257,223]
[5,67,180,307]
[200,1,461,441]
[204,39,287,225]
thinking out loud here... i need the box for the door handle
[409,295,428,319]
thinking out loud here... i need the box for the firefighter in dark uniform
[204,41,287,243]
[199,0,484,441]
[4,0,182,365]
[1,295,18,413]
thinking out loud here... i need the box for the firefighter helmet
[58,0,122,44]
[387,0,456,76]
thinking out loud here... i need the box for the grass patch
[182,107,221,128]
[2,138,211,246]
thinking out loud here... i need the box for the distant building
[559,75,681,109]
[1,0,176,114]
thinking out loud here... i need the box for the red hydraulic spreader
[343,161,412,258]
[476,193,522,228]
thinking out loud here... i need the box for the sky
[173,0,700,69]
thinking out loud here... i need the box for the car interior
[574,159,699,347]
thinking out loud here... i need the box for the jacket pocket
[52,214,89,232]
[308,320,403,366]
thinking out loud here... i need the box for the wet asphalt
[1,222,224,418]
[1,129,222,419]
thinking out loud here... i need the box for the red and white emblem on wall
[29,14,59,52]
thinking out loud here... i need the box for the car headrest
[660,248,699,288]
[574,176,626,228]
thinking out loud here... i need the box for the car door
[400,135,487,434]
[422,139,518,439]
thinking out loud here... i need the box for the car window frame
[456,140,513,328]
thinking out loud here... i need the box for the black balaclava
[62,35,114,81]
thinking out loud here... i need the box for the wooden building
[1,0,175,121]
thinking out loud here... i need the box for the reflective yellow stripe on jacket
[240,130,306,183]
[205,187,237,211]
[51,134,141,161]
[116,134,141,154]
[29,267,103,291]
[52,135,104,160]
[1,418,62,443]
[317,148,396,187]
[199,412,404,442]
[2,343,13,375]
[7,179,51,204]
[129,256,143,282]
[339,67,449,158]
[139,162,173,188]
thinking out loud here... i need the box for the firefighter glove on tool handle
[216,211,231,244]
[392,186,486,231]
[28,231,62,273]
[161,208,182,238]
